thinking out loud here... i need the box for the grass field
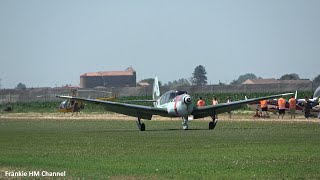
[0,117,320,179]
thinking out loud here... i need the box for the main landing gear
[136,117,146,131]
[209,111,218,130]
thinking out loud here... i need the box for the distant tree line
[3,66,320,90]
[139,65,208,87]
[279,73,300,80]
[138,66,320,87]
[230,73,320,85]
[230,73,257,85]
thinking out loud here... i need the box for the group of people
[259,95,318,119]
[258,97,290,119]
[197,96,232,119]
[197,95,320,119]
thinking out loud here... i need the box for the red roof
[81,67,135,77]
[81,71,133,77]
[243,78,312,85]
[243,78,278,84]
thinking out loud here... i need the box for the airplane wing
[192,93,294,119]
[122,100,157,102]
[56,96,168,120]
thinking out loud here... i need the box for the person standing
[304,96,311,119]
[197,97,205,107]
[212,96,219,119]
[289,96,296,119]
[226,97,232,119]
[72,101,80,116]
[212,96,218,105]
[260,99,268,118]
[277,97,286,118]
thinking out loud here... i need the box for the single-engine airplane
[57,77,293,131]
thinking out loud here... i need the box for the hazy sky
[0,0,319,88]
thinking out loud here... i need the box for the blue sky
[0,0,319,88]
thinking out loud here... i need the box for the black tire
[209,122,214,129]
[209,120,217,130]
[140,123,146,131]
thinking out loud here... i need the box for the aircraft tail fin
[294,90,298,99]
[152,77,160,106]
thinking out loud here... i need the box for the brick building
[80,67,136,88]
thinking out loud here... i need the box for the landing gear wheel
[140,123,146,131]
[209,120,218,130]
[136,118,146,131]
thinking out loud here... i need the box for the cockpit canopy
[59,99,72,109]
[159,90,187,105]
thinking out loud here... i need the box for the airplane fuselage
[155,90,194,117]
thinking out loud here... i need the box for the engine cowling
[167,94,193,117]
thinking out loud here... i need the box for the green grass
[0,119,320,179]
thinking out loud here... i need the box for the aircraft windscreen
[59,100,71,109]
[176,91,187,96]
[159,90,187,105]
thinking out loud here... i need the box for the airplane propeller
[183,95,192,104]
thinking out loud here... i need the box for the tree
[166,78,191,87]
[176,78,191,86]
[230,73,257,85]
[192,65,207,85]
[16,82,26,90]
[279,73,300,80]
[313,74,320,84]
